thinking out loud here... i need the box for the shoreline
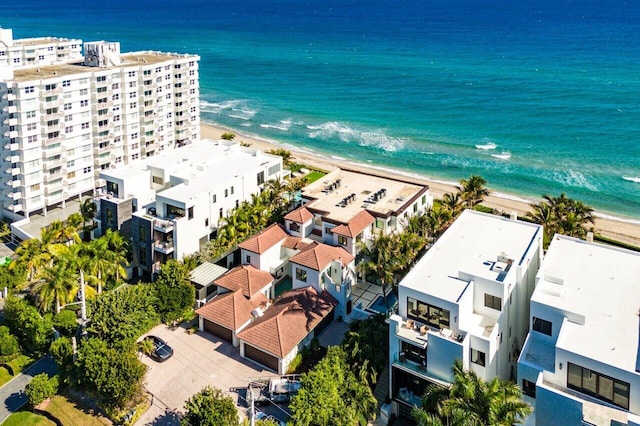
[199,122,640,248]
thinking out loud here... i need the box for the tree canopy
[413,359,532,426]
[527,193,595,244]
[289,346,377,426]
[181,386,239,426]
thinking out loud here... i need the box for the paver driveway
[135,323,273,426]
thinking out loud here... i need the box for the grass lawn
[2,411,54,426]
[3,394,110,426]
[304,171,325,184]
[0,366,13,387]
[45,395,111,426]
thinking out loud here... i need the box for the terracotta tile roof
[239,223,288,254]
[282,236,314,251]
[284,206,314,224]
[196,290,267,331]
[331,210,375,238]
[215,265,274,298]
[237,287,337,358]
[289,243,354,271]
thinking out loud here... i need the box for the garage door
[203,320,233,342]
[244,344,279,372]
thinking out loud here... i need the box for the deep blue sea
[2,0,639,219]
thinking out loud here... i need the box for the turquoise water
[369,293,399,315]
[3,0,639,219]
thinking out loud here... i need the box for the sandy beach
[200,123,640,248]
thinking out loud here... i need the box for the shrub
[220,132,236,140]
[50,337,74,383]
[3,297,54,356]
[53,310,79,337]
[25,373,59,406]
[0,326,20,360]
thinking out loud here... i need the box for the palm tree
[413,359,532,426]
[457,175,490,209]
[102,229,129,284]
[425,205,453,242]
[441,192,463,217]
[80,198,97,239]
[527,193,595,244]
[35,256,78,313]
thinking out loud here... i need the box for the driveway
[135,324,275,426]
[0,355,58,424]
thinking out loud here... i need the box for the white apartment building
[518,235,640,426]
[0,28,82,77]
[97,140,284,278]
[0,29,199,221]
[387,210,543,419]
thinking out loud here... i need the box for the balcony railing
[154,240,174,254]
[153,219,174,233]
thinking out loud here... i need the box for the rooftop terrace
[301,169,427,223]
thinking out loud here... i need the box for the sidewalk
[0,355,58,424]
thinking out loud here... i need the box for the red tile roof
[284,206,314,224]
[215,265,274,298]
[331,210,375,238]
[196,290,268,331]
[282,236,314,251]
[236,287,337,358]
[289,244,354,271]
[239,223,288,254]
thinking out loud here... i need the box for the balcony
[7,179,21,188]
[9,191,21,200]
[153,219,174,233]
[8,203,23,212]
[42,98,63,109]
[3,130,18,139]
[2,106,17,114]
[2,93,16,101]
[6,165,20,175]
[3,118,18,126]
[4,143,19,151]
[43,169,65,182]
[40,86,63,96]
[154,240,174,254]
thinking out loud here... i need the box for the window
[289,222,300,232]
[532,317,552,336]
[413,203,418,212]
[62,80,71,87]
[212,194,216,204]
[139,246,147,266]
[522,379,536,398]
[152,176,163,185]
[25,86,35,94]
[64,103,72,110]
[188,206,194,220]
[484,294,502,311]
[224,189,228,198]
[338,235,348,246]
[246,255,251,263]
[26,110,36,118]
[471,349,486,366]
[139,226,147,241]
[401,341,427,365]
[567,363,629,410]
[268,164,280,176]
[407,297,450,329]
[219,207,223,218]
[80,100,88,107]
[257,171,265,185]
[296,268,307,282]
[230,186,234,195]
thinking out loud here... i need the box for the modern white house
[387,210,543,419]
[295,168,432,257]
[0,28,200,222]
[96,140,284,277]
[517,235,640,426]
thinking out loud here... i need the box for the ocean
[2,0,639,219]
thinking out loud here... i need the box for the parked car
[144,335,173,362]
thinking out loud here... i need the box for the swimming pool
[368,292,398,315]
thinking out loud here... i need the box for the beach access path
[200,123,640,249]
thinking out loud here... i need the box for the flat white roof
[101,139,280,204]
[534,235,640,373]
[400,210,542,302]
